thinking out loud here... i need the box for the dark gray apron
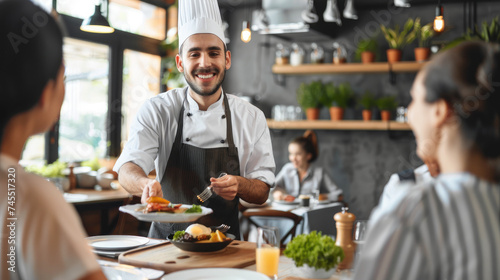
[148,90,241,239]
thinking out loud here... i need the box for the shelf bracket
[388,63,397,85]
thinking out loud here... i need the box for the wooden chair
[242,208,303,248]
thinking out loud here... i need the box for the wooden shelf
[272,62,426,75]
[267,119,411,131]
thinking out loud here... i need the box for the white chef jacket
[114,87,276,186]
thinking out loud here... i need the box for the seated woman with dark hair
[272,130,343,202]
[354,41,500,280]
[0,1,105,279]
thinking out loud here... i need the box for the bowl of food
[168,223,234,252]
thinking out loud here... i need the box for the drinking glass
[353,220,368,267]
[256,226,280,279]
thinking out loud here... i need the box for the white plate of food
[161,268,269,280]
[87,235,150,251]
[119,204,213,223]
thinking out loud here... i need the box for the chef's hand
[210,174,238,201]
[141,179,163,204]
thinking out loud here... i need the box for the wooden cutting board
[118,240,257,273]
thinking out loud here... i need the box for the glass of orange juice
[256,226,280,279]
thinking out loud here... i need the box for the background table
[65,184,133,235]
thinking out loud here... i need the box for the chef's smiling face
[176,33,231,97]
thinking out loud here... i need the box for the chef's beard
[185,68,227,97]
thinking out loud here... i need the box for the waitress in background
[272,130,343,202]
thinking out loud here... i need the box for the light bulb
[434,16,444,32]
[433,5,444,32]
[241,21,251,43]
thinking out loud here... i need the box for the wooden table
[65,183,133,235]
[97,239,353,280]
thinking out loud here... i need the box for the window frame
[44,0,169,163]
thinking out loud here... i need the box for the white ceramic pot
[97,172,115,189]
[294,264,336,279]
[76,171,97,188]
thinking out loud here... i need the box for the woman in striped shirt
[354,41,500,280]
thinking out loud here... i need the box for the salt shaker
[310,42,324,64]
[275,43,289,65]
[333,42,347,64]
[290,43,304,66]
[334,207,356,270]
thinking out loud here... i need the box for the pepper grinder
[334,207,356,270]
[68,164,77,191]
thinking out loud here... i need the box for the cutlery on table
[210,224,230,233]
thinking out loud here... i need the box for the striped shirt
[353,172,500,280]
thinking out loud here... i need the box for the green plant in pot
[322,82,354,121]
[376,96,398,121]
[297,81,324,120]
[358,91,376,121]
[442,17,499,51]
[355,37,378,63]
[476,16,500,43]
[284,231,344,279]
[380,18,416,63]
[413,18,434,62]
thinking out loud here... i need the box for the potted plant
[476,16,500,43]
[355,38,378,63]
[323,82,354,121]
[380,18,416,63]
[358,91,376,121]
[321,83,338,120]
[376,96,398,121]
[297,81,324,120]
[284,231,344,279]
[413,18,434,62]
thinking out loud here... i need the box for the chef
[113,0,275,239]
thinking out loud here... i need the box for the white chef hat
[178,0,226,51]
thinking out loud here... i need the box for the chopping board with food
[118,240,257,273]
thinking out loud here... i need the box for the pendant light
[394,0,411,8]
[80,4,114,33]
[343,0,358,20]
[434,0,445,32]
[241,21,251,43]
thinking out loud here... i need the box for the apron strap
[222,92,238,157]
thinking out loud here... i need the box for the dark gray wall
[222,2,500,219]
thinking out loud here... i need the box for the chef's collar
[186,89,225,112]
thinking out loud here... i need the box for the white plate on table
[161,268,269,280]
[272,200,300,205]
[99,260,148,280]
[87,235,150,251]
[119,204,213,223]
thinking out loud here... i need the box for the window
[31,0,52,12]
[57,0,166,40]
[121,50,161,143]
[24,1,167,163]
[21,134,45,165]
[60,38,110,162]
[109,0,166,40]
